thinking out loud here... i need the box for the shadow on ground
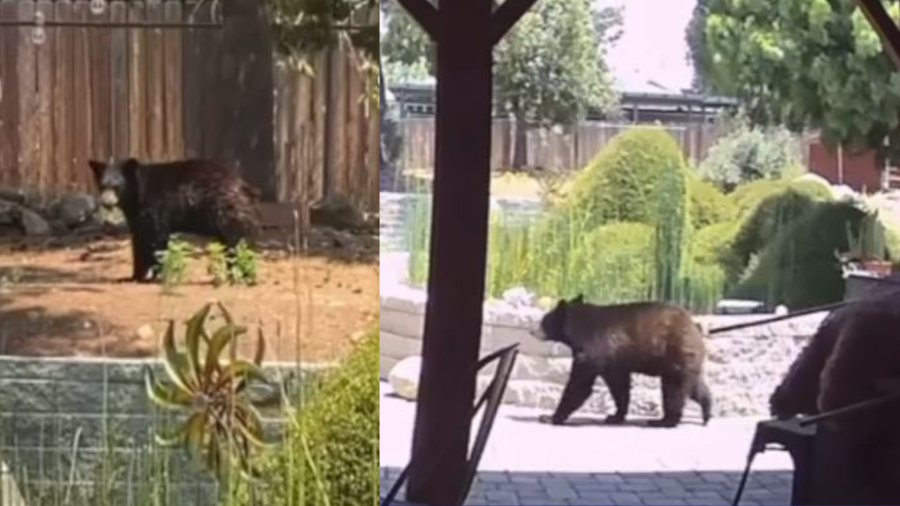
[379,467,793,506]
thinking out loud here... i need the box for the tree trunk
[512,113,528,170]
[379,53,399,191]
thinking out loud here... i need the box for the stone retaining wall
[0,356,327,506]
[380,285,827,419]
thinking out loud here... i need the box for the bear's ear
[87,159,106,178]
[572,294,585,304]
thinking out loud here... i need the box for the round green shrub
[730,202,865,310]
[243,329,379,506]
[562,222,656,304]
[690,220,743,282]
[562,127,690,228]
[687,172,735,229]
[731,184,833,265]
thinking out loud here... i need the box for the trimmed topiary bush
[730,202,866,310]
[562,127,690,229]
[687,172,735,229]
[691,220,743,283]
[731,184,833,266]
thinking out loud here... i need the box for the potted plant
[841,211,893,277]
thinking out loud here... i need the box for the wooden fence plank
[53,0,74,191]
[0,0,20,190]
[109,0,128,158]
[163,0,183,160]
[71,0,92,189]
[344,46,362,208]
[128,1,146,160]
[34,0,53,189]
[17,0,37,189]
[89,0,112,166]
[146,0,164,160]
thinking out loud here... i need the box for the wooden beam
[856,0,900,70]
[490,0,541,46]
[395,0,438,41]
[405,0,494,504]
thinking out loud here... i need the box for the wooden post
[395,0,539,503]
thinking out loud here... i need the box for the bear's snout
[99,189,119,208]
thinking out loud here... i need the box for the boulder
[310,194,366,231]
[53,193,97,228]
[388,356,422,401]
[19,208,50,236]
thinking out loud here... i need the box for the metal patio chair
[380,343,520,506]
[732,389,900,506]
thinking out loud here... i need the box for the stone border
[0,355,331,506]
[380,285,827,419]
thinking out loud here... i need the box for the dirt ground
[0,228,378,363]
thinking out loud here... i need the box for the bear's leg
[539,361,596,425]
[134,219,169,283]
[600,370,631,425]
[649,373,687,428]
[127,234,157,283]
[688,376,713,425]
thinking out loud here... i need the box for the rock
[19,208,50,236]
[502,286,535,308]
[136,324,155,341]
[0,199,18,226]
[54,193,97,228]
[388,356,422,401]
[310,194,366,231]
[0,189,25,205]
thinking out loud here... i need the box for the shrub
[698,114,803,191]
[687,173,735,229]
[731,184,833,265]
[243,328,378,506]
[690,220,743,283]
[562,127,690,229]
[730,202,866,310]
[561,222,656,304]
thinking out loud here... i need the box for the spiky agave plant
[144,302,281,481]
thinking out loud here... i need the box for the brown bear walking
[532,295,712,428]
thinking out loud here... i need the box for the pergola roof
[395,0,900,504]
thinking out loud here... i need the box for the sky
[598,0,697,93]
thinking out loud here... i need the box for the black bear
[88,157,261,282]
[532,295,712,428]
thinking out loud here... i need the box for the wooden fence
[0,0,378,213]
[399,118,729,172]
[273,44,379,215]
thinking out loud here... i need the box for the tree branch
[490,0,540,47]
[855,0,900,71]
[395,0,438,41]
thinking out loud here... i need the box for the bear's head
[88,158,140,209]
[531,294,584,344]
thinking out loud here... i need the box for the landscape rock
[54,193,97,228]
[0,199,17,226]
[388,356,422,401]
[19,208,50,236]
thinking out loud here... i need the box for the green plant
[697,114,803,191]
[686,172,735,228]
[730,201,867,310]
[144,302,281,483]
[206,241,259,287]
[406,195,432,287]
[155,237,193,290]
[844,210,889,262]
[242,328,379,506]
[691,220,743,284]
[731,184,832,265]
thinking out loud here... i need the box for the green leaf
[144,367,192,409]
[161,321,195,395]
[204,324,247,382]
[185,303,213,385]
